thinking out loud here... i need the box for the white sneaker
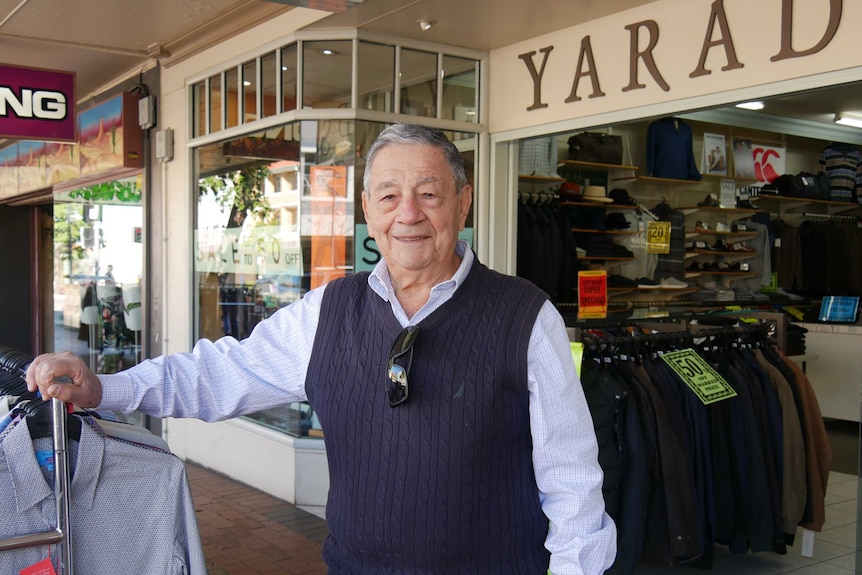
[660,277,689,289]
[715,222,729,232]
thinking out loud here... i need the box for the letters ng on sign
[0,64,76,142]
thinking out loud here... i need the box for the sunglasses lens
[386,327,418,407]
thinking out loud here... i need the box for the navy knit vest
[306,259,550,574]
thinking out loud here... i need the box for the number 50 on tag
[661,349,737,405]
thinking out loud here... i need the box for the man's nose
[397,193,422,222]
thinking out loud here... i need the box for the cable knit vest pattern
[306,260,550,574]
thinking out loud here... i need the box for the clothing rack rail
[0,351,74,574]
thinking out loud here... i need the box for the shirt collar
[368,239,473,302]
[2,415,105,513]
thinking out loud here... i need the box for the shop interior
[515,80,862,573]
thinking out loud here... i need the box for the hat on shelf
[582,185,614,203]
[609,188,637,206]
[605,212,631,230]
[558,181,582,199]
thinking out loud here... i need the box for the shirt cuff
[96,373,136,413]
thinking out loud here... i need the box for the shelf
[558,201,639,209]
[700,173,759,185]
[633,175,704,185]
[571,228,637,235]
[688,250,757,259]
[518,174,566,183]
[679,206,761,215]
[608,287,699,301]
[686,230,758,238]
[753,194,862,215]
[562,160,639,172]
[579,256,636,261]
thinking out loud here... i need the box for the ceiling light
[321,49,336,55]
[417,20,436,31]
[834,113,862,129]
[243,80,251,86]
[735,101,765,111]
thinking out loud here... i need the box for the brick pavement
[186,461,329,575]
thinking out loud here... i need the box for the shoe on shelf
[636,277,660,289]
[715,222,730,232]
[660,277,689,289]
[736,199,759,210]
[697,194,720,207]
[731,242,755,253]
[694,221,709,232]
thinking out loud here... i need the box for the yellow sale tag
[661,348,737,405]
[646,220,671,254]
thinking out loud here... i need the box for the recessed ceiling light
[243,80,251,86]
[417,19,436,31]
[321,49,336,56]
[834,113,862,129]
[735,101,765,111]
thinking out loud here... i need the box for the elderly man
[28,123,616,574]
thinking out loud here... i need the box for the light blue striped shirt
[99,240,616,574]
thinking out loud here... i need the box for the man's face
[362,143,472,279]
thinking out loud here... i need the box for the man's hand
[25,352,103,408]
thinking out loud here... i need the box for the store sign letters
[0,64,76,141]
[518,0,842,111]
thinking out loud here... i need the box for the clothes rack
[0,351,74,574]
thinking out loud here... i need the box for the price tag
[20,557,56,575]
[661,348,737,405]
[578,270,607,318]
[646,221,670,254]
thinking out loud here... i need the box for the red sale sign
[578,270,607,318]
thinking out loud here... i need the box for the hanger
[11,398,82,442]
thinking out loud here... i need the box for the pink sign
[0,63,76,142]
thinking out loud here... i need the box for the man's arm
[29,286,325,422]
[528,302,617,575]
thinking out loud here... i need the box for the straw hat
[582,185,613,203]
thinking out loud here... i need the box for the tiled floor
[186,462,328,575]
[187,462,860,574]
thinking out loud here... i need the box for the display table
[795,323,862,423]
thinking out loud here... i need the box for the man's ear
[361,191,374,238]
[458,184,473,230]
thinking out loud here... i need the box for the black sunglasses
[386,326,419,407]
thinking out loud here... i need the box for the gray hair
[362,123,468,194]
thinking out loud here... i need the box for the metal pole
[51,398,73,575]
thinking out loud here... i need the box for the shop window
[281,43,298,113]
[190,36,480,139]
[242,59,257,123]
[209,74,223,133]
[399,48,437,118]
[358,41,395,113]
[261,51,277,118]
[192,119,476,436]
[302,40,353,110]
[225,67,240,129]
[442,55,478,123]
[192,81,206,138]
